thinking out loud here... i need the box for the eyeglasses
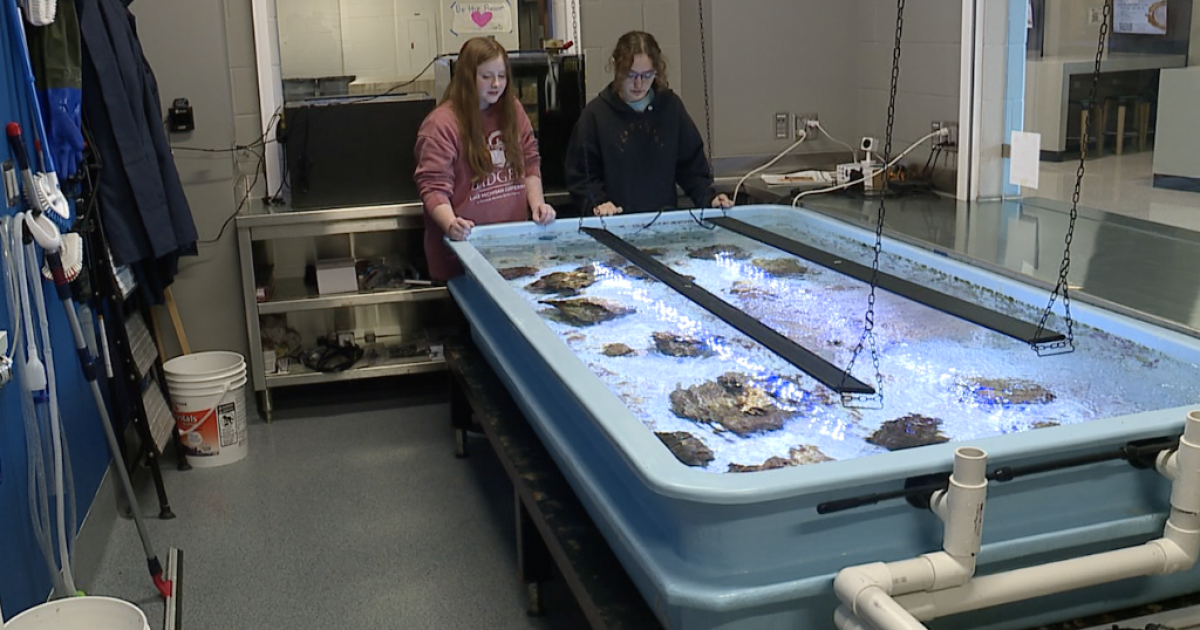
[626,70,656,83]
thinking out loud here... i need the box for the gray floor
[1035,151,1200,232]
[88,376,587,629]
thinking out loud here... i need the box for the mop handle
[4,0,58,176]
[6,122,31,172]
[45,253,171,598]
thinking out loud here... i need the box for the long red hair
[442,38,524,184]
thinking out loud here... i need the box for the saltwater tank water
[472,213,1200,474]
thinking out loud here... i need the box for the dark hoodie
[565,84,716,215]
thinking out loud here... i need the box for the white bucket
[164,351,249,468]
[5,596,150,630]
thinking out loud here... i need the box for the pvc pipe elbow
[921,551,976,591]
[931,490,950,523]
[1146,537,1192,575]
[1159,513,1200,573]
[853,586,930,630]
[1159,449,1179,481]
[835,563,894,610]
[834,606,874,630]
[1168,411,1200,515]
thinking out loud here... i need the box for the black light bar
[706,217,1065,346]
[581,227,874,395]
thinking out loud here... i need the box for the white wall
[708,0,860,157]
[126,0,266,360]
[1191,2,1200,63]
[857,0,962,151]
[1153,66,1200,178]
[278,0,345,77]
[698,0,960,159]
[277,0,443,80]
[1043,0,1106,57]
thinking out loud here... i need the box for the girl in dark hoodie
[565,31,733,217]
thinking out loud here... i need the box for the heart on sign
[471,10,493,27]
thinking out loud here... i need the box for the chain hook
[1033,0,1110,355]
[842,0,904,409]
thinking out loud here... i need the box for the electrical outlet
[1088,7,1103,24]
[795,112,819,138]
[932,121,959,145]
[774,112,790,140]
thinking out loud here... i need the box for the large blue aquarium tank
[447,205,1200,630]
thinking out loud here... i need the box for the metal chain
[698,0,713,161]
[841,0,904,407]
[1033,0,1109,356]
[570,0,597,230]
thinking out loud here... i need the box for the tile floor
[1030,151,1200,231]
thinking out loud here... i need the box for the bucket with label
[163,351,249,468]
[5,596,150,630]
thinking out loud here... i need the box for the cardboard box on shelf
[316,259,358,295]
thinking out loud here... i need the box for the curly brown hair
[608,31,668,90]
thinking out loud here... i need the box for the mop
[3,0,69,231]
[6,123,182,621]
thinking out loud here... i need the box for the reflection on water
[475,215,1200,474]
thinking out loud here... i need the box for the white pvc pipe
[834,605,876,630]
[835,447,991,630]
[895,542,1179,620]
[855,586,929,630]
[896,418,1200,623]
[1171,412,1200,515]
[940,446,988,561]
[887,558,938,596]
[836,418,1200,630]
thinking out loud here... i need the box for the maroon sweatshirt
[414,101,542,281]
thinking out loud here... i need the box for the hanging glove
[25,0,82,179]
[39,87,83,179]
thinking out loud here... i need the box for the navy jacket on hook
[77,0,196,303]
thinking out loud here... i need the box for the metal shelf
[265,355,446,386]
[237,200,460,422]
[237,203,426,240]
[258,279,449,314]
